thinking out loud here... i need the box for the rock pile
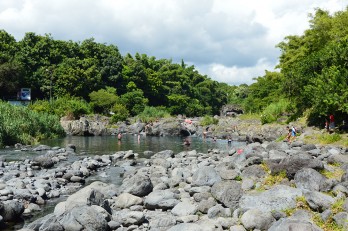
[8,141,348,230]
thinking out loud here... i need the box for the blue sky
[1,0,346,85]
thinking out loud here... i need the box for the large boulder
[266,155,324,179]
[54,181,114,216]
[191,166,221,187]
[120,174,153,197]
[241,208,275,230]
[144,189,180,210]
[0,200,25,221]
[26,205,109,231]
[294,168,327,191]
[239,185,302,213]
[211,181,242,210]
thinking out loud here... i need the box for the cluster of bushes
[0,101,65,146]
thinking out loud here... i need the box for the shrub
[111,104,130,123]
[30,97,92,119]
[260,99,290,124]
[0,101,65,146]
[318,133,342,144]
[137,106,170,123]
[200,115,219,126]
[89,87,119,114]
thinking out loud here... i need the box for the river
[0,134,245,160]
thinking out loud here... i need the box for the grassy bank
[0,101,65,146]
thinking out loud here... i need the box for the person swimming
[227,136,232,144]
[183,137,191,146]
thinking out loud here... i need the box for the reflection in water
[0,134,245,160]
[40,134,244,156]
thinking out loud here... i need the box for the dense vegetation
[230,7,348,126]
[0,31,228,117]
[0,101,65,146]
[1,7,347,129]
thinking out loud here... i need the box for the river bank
[0,137,347,230]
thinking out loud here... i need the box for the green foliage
[30,97,92,119]
[111,104,130,123]
[89,87,119,114]
[277,8,348,125]
[200,115,219,126]
[318,133,342,144]
[262,170,287,187]
[260,99,290,124]
[320,165,344,180]
[137,106,170,123]
[120,89,148,116]
[0,101,65,146]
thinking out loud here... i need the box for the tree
[89,87,119,114]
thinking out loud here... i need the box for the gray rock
[120,174,153,197]
[171,201,197,216]
[241,208,275,230]
[0,200,25,221]
[229,225,246,231]
[207,204,231,218]
[301,144,317,151]
[328,154,348,165]
[112,210,145,226]
[333,212,348,229]
[33,155,55,168]
[211,180,242,210]
[167,223,207,231]
[266,156,324,179]
[241,165,266,180]
[304,191,334,211]
[144,190,180,210]
[268,210,322,231]
[108,220,121,230]
[294,168,327,191]
[197,198,217,214]
[241,178,255,191]
[54,181,110,216]
[62,205,109,230]
[152,150,174,159]
[269,149,288,159]
[239,185,302,212]
[192,166,221,187]
[148,213,177,229]
[114,193,143,208]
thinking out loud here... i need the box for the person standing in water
[117,133,122,140]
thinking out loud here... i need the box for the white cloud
[202,58,277,85]
[0,0,347,85]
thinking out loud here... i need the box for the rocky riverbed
[1,137,348,230]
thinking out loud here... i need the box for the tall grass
[260,99,290,124]
[137,106,171,123]
[29,96,92,119]
[0,101,65,146]
[200,115,219,126]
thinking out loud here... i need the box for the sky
[0,0,347,86]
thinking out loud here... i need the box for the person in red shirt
[329,114,335,130]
